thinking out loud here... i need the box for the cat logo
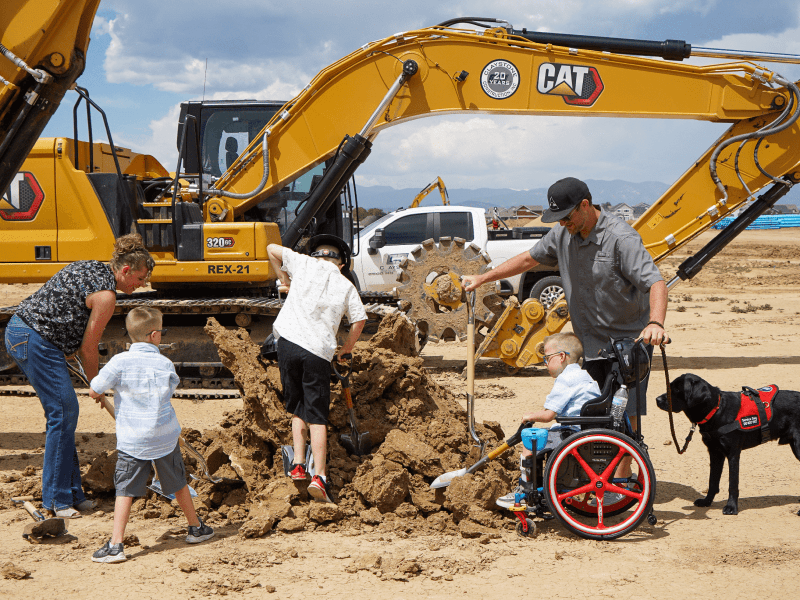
[537,62,604,107]
[0,172,45,221]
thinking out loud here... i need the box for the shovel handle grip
[331,354,353,385]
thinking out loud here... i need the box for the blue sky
[41,1,800,197]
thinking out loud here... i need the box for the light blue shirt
[90,343,181,460]
[544,363,601,417]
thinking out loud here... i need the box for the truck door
[360,212,433,292]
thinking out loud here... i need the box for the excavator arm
[210,22,800,253]
[203,19,800,365]
[409,176,450,208]
[0,0,101,195]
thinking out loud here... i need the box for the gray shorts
[115,443,187,497]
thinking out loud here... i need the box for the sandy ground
[2,229,800,599]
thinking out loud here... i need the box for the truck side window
[438,212,474,241]
[383,214,429,245]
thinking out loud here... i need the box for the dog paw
[693,498,712,507]
[722,505,738,515]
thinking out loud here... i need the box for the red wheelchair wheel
[543,428,656,540]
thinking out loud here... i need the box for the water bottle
[610,384,628,428]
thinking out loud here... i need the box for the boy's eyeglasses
[543,350,569,363]
[148,329,167,336]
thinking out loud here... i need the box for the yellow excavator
[3,7,800,384]
[409,176,450,208]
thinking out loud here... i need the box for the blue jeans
[5,314,87,510]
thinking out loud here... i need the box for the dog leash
[661,345,696,454]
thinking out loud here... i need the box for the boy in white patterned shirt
[88,307,213,563]
[268,235,367,504]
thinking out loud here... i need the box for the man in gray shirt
[463,177,669,485]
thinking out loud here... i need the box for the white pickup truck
[351,205,563,306]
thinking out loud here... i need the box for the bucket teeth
[395,237,501,344]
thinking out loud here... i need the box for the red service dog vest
[717,385,777,443]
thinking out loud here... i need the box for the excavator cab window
[201,109,273,177]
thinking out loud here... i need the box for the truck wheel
[528,276,564,309]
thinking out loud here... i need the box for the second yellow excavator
[409,177,450,208]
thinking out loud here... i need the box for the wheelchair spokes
[544,429,656,540]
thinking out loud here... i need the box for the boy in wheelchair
[496,332,600,509]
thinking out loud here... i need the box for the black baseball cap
[542,177,591,223]
[308,234,351,278]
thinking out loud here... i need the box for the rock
[203,439,230,475]
[409,485,443,513]
[82,450,118,493]
[352,458,410,513]
[379,430,442,477]
[178,562,197,573]
[398,560,421,575]
[351,553,382,570]
[248,479,297,521]
[1,562,30,580]
[394,502,419,519]
[444,470,510,521]
[458,520,491,539]
[359,507,382,524]
[276,518,307,533]
[308,503,343,523]
[122,534,140,547]
[239,516,276,538]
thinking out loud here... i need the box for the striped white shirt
[90,343,181,460]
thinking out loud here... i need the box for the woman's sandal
[54,506,82,519]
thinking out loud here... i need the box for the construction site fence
[712,214,800,230]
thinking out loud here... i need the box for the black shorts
[277,337,331,425]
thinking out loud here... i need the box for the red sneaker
[289,463,308,481]
[308,475,335,504]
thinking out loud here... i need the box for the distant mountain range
[354,179,799,212]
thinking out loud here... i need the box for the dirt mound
[81,313,518,536]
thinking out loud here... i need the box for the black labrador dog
[656,373,800,515]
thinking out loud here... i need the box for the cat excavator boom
[3,11,800,379]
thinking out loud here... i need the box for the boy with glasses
[88,307,213,562]
[496,332,600,508]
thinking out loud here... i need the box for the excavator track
[0,290,401,398]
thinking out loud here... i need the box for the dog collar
[698,394,721,424]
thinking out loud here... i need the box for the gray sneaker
[496,484,526,509]
[92,541,126,563]
[186,519,215,544]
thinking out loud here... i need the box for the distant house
[771,204,799,215]
[632,203,649,219]
[610,203,634,220]
[513,205,543,218]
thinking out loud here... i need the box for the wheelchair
[508,337,658,541]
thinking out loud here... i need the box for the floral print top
[16,261,116,355]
